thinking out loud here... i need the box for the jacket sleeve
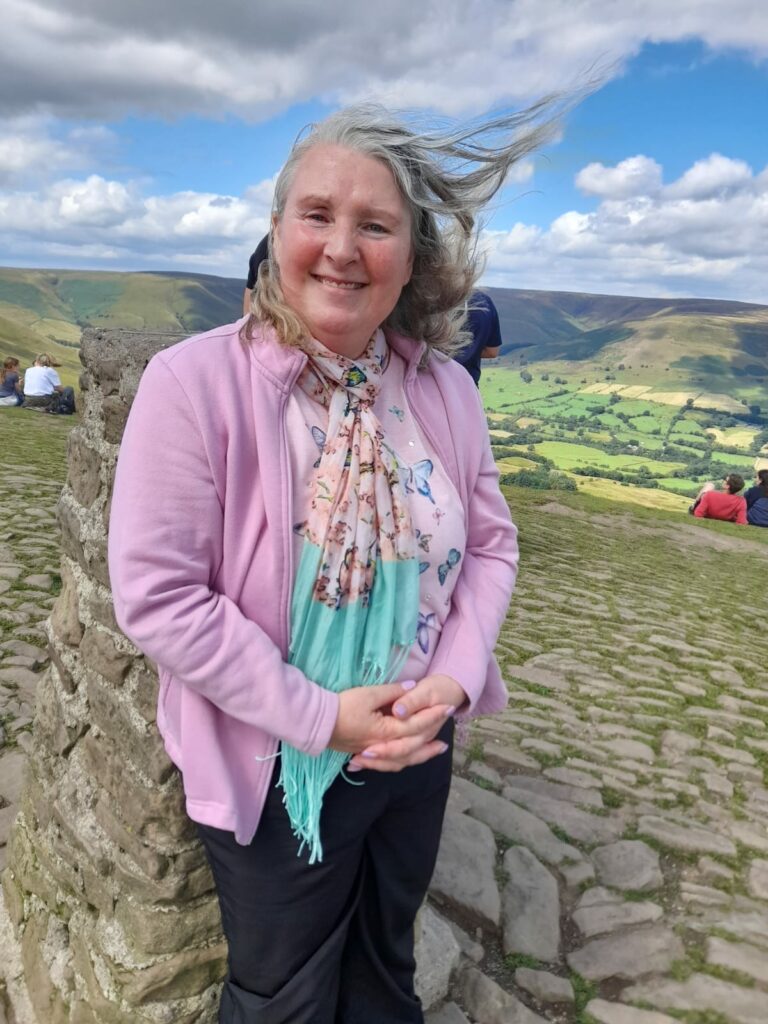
[427,385,518,711]
[108,354,339,756]
[736,498,748,525]
[693,493,709,518]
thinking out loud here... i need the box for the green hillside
[0,267,244,386]
[1,267,766,515]
[486,286,768,398]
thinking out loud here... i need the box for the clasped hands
[329,673,466,773]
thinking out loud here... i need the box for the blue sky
[1,1,767,302]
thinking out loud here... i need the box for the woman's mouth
[312,275,365,290]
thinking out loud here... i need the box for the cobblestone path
[428,496,768,1024]
[0,416,70,880]
[2,412,768,1024]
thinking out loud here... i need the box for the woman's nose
[324,222,357,263]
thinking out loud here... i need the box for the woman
[0,357,23,406]
[744,469,768,527]
[22,353,76,413]
[108,103,546,1023]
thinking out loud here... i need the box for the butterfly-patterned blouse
[286,331,466,684]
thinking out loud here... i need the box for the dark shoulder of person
[246,235,270,290]
[453,292,501,385]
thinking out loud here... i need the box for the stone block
[1,866,26,931]
[115,941,227,1004]
[84,586,119,633]
[86,675,173,785]
[115,892,222,957]
[93,794,170,881]
[48,642,77,694]
[112,853,214,905]
[49,562,83,647]
[55,499,88,580]
[414,905,461,1011]
[95,359,123,397]
[431,811,500,931]
[87,537,111,589]
[69,927,148,1024]
[33,670,85,755]
[133,662,159,725]
[80,731,192,846]
[67,430,102,508]
[502,847,560,962]
[21,910,72,1024]
[80,626,132,686]
[102,396,130,445]
[0,750,26,805]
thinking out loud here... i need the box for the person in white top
[22,354,75,413]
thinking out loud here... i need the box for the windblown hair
[36,353,53,367]
[246,100,565,356]
[1,357,19,386]
[725,473,745,495]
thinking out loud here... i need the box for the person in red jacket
[693,474,747,524]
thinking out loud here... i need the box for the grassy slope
[0,268,244,387]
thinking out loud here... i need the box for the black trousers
[197,722,453,1024]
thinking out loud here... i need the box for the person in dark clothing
[243,235,270,316]
[453,291,502,385]
[744,469,768,527]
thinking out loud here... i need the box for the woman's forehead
[287,143,405,208]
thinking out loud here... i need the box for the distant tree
[617,363,625,370]
[686,398,694,408]
[520,370,533,383]
[749,404,761,417]
[609,394,620,405]
[540,372,550,381]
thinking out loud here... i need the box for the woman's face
[272,143,414,358]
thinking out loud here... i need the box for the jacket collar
[242,316,430,394]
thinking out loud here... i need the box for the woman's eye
[364,223,388,234]
[306,213,328,223]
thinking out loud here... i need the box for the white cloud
[0,115,117,186]
[2,0,768,120]
[480,152,768,302]
[576,156,663,199]
[0,171,275,276]
[665,153,754,199]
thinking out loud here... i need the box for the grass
[570,972,598,1024]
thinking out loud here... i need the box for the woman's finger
[348,738,450,774]
[352,729,440,765]
[375,703,453,742]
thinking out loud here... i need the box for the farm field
[481,365,767,512]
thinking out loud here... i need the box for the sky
[1,0,767,303]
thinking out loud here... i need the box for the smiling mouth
[312,275,366,290]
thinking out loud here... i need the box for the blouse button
[408,440,415,447]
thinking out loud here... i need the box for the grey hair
[248,99,565,355]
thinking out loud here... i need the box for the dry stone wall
[2,328,228,1024]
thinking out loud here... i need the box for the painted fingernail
[444,705,457,717]
[347,764,363,772]
[393,702,408,718]
[401,679,417,691]
[438,742,449,754]
[361,749,378,759]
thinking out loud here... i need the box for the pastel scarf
[278,331,419,863]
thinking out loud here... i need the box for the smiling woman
[108,100,557,1024]
[271,144,414,358]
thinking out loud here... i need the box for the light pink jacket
[108,320,518,843]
